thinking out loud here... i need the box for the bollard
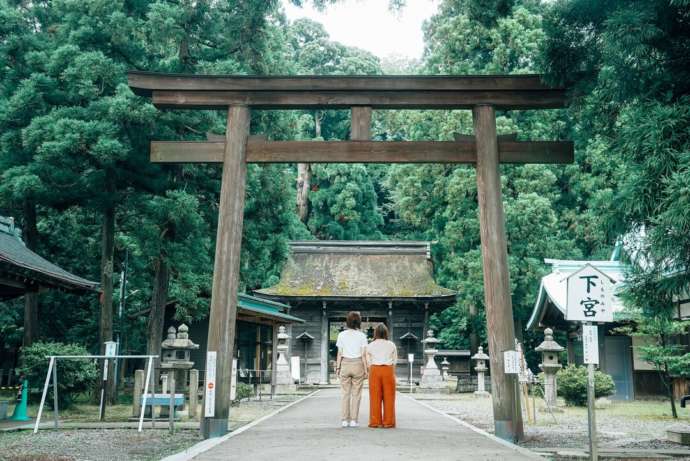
[10,379,30,421]
[189,369,199,419]
[132,370,144,418]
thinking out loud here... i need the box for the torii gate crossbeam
[128,72,573,442]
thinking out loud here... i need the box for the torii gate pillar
[201,105,250,438]
[473,104,524,442]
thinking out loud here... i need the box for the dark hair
[346,311,362,330]
[373,323,389,340]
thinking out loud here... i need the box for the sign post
[99,341,117,421]
[566,264,614,461]
[408,353,414,392]
[204,351,217,418]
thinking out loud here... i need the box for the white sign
[104,341,117,357]
[204,351,217,417]
[229,358,238,401]
[290,356,301,381]
[408,353,415,363]
[503,350,520,374]
[582,325,599,364]
[566,264,614,323]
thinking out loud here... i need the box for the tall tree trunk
[469,303,479,355]
[99,201,116,403]
[296,163,311,222]
[295,111,322,223]
[147,256,170,369]
[22,199,39,348]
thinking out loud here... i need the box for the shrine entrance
[128,72,573,442]
[328,316,387,381]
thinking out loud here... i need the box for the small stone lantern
[441,357,450,381]
[420,330,444,390]
[535,328,564,408]
[161,324,199,369]
[472,346,490,397]
[275,325,295,393]
[160,324,199,430]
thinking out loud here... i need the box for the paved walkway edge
[404,395,544,460]
[161,391,321,461]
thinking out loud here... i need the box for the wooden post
[351,106,372,140]
[387,301,394,344]
[132,369,144,417]
[201,105,250,439]
[472,104,524,442]
[168,372,175,434]
[189,369,199,419]
[320,301,328,384]
[52,360,58,429]
[271,323,278,398]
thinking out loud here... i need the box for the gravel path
[413,394,690,452]
[0,428,200,461]
[0,396,304,461]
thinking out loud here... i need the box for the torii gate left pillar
[201,106,249,438]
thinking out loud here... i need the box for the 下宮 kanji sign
[566,264,614,323]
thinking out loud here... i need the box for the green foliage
[234,383,254,402]
[18,342,98,408]
[557,365,616,406]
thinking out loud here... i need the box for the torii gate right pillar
[473,104,524,442]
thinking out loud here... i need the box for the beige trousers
[340,358,365,421]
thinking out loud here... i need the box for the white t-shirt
[336,329,368,358]
[366,339,397,365]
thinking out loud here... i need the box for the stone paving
[194,388,538,461]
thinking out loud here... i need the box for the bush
[18,341,98,408]
[234,383,253,402]
[557,365,616,406]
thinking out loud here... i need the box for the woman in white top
[335,311,368,428]
[365,323,397,428]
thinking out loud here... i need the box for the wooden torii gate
[128,72,572,441]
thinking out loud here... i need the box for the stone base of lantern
[275,362,296,394]
[420,367,447,392]
[473,390,490,397]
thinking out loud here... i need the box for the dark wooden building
[0,216,98,384]
[255,241,456,383]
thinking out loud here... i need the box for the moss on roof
[256,241,456,300]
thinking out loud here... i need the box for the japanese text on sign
[504,350,520,374]
[204,351,217,417]
[566,264,614,323]
[582,325,599,364]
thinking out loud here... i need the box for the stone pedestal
[420,330,445,391]
[188,369,199,419]
[275,326,296,393]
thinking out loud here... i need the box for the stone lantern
[441,357,450,381]
[420,330,444,390]
[275,325,295,393]
[161,325,199,370]
[471,346,490,397]
[535,328,564,408]
[160,324,199,429]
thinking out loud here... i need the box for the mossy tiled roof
[256,241,456,301]
[0,217,99,299]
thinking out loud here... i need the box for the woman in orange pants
[365,323,397,428]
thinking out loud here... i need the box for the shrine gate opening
[128,72,573,442]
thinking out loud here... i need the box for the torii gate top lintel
[128,71,568,110]
[128,70,572,442]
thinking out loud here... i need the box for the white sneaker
[349,420,359,427]
[341,420,349,428]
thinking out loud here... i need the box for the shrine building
[255,241,456,383]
